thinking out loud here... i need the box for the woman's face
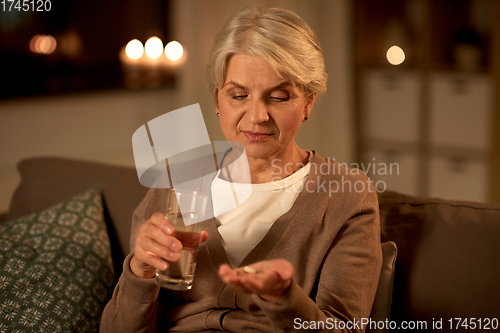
[216,54,315,163]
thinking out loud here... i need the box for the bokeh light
[125,39,144,60]
[164,41,183,61]
[145,36,163,59]
[30,35,57,54]
[386,45,405,65]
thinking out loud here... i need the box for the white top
[211,162,311,267]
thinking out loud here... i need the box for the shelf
[353,0,496,202]
[353,0,492,72]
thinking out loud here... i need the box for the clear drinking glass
[155,189,207,290]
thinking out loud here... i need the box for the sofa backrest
[378,190,500,328]
[8,157,148,278]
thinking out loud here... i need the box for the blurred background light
[29,34,57,55]
[125,39,144,60]
[144,36,163,59]
[386,45,405,65]
[29,35,41,53]
[58,31,82,58]
[164,41,183,61]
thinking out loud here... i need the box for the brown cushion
[377,191,500,326]
[367,241,397,333]
[8,157,148,278]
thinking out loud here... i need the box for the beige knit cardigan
[100,152,382,332]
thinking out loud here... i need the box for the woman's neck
[247,148,309,184]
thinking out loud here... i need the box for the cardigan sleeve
[252,185,382,332]
[99,254,160,333]
[129,187,167,253]
[101,187,164,333]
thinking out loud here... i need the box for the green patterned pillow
[0,188,116,332]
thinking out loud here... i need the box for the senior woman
[101,6,381,333]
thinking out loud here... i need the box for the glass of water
[155,189,207,290]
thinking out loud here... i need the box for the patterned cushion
[0,188,115,332]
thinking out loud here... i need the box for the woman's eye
[230,91,247,100]
[270,92,289,101]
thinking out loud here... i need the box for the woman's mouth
[241,131,273,142]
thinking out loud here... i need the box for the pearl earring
[217,112,220,117]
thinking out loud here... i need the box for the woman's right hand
[130,212,208,279]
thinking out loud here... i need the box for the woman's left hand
[218,259,295,303]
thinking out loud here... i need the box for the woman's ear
[214,89,220,112]
[303,93,317,120]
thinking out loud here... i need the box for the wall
[0,0,354,213]
[491,0,500,203]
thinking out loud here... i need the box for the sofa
[0,157,499,332]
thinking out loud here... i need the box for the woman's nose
[246,98,269,124]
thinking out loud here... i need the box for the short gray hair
[206,6,327,103]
